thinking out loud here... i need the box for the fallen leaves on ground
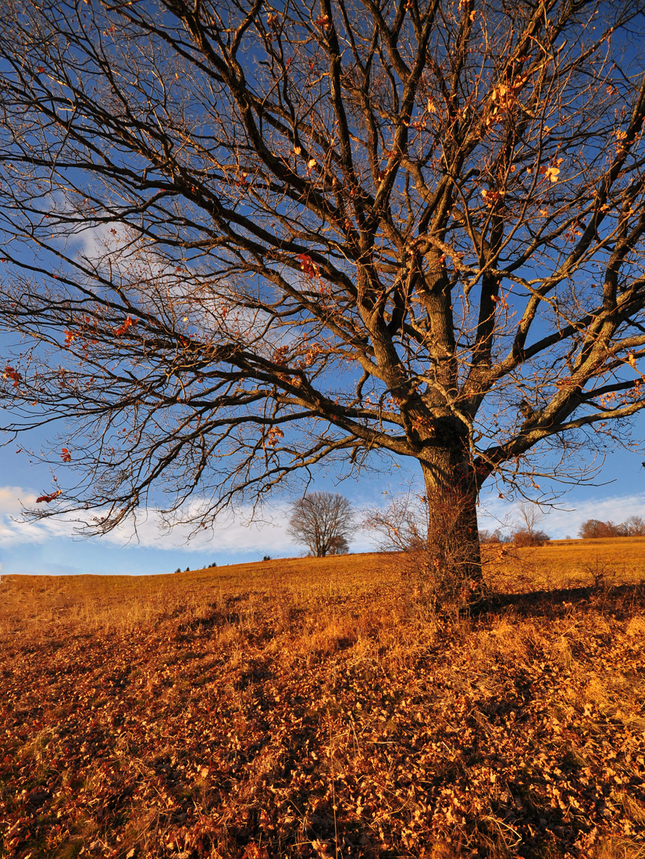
[0,556,644,858]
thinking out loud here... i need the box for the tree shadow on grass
[478,582,645,620]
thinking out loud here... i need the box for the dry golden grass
[1,544,644,859]
[484,536,645,593]
[0,553,401,640]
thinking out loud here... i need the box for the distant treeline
[481,515,645,546]
[578,516,645,539]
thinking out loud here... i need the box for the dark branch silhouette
[0,0,644,577]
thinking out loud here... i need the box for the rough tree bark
[421,458,481,580]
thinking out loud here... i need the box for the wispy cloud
[0,483,381,559]
[0,485,295,555]
[0,486,76,546]
[102,506,296,555]
[479,492,645,539]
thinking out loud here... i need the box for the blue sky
[1,429,645,576]
[1,12,645,577]
[1,221,644,574]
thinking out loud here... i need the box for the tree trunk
[418,444,484,604]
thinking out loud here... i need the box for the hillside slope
[1,550,644,858]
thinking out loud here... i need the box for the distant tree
[623,515,645,536]
[516,502,544,539]
[579,519,602,539]
[363,493,428,553]
[288,492,356,558]
[579,519,601,539]
[507,501,549,545]
[579,519,620,539]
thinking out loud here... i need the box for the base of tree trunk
[418,458,485,613]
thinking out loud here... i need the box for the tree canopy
[1,0,645,572]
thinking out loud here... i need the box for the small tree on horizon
[624,515,645,536]
[579,519,620,539]
[509,501,549,545]
[288,492,356,557]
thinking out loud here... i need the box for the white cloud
[74,220,298,353]
[103,500,377,555]
[479,492,645,539]
[101,504,296,555]
[4,481,644,555]
[0,484,297,555]
[0,485,77,545]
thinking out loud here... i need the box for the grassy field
[1,541,644,858]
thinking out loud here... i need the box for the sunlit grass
[484,536,645,593]
[1,544,644,858]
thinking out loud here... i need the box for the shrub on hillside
[511,528,550,547]
[365,492,484,615]
[479,528,504,544]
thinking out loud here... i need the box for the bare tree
[364,494,429,554]
[508,501,549,545]
[288,492,355,557]
[515,502,543,539]
[1,1,645,581]
[624,514,645,536]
